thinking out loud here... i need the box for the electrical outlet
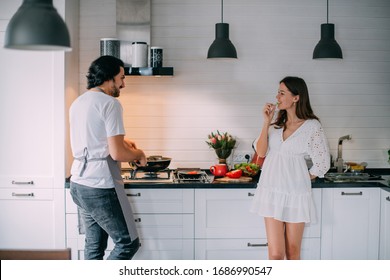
[232,151,252,164]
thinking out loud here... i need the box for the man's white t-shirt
[69,91,125,188]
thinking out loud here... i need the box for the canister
[150,47,163,68]
[132,42,148,67]
[100,38,120,58]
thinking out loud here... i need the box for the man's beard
[111,86,120,97]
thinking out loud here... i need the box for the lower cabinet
[321,187,380,260]
[379,188,390,259]
[0,181,65,249]
[65,188,194,260]
[194,188,322,260]
[65,186,387,260]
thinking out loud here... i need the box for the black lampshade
[207,23,237,59]
[313,23,343,59]
[4,0,71,51]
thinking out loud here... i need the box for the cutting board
[214,176,253,183]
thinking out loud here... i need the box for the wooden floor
[0,249,71,260]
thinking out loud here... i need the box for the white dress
[250,119,330,223]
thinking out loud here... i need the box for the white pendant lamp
[313,0,342,59]
[4,0,71,51]
[207,0,237,59]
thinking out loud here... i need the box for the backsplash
[78,0,390,169]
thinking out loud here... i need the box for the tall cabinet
[0,0,79,249]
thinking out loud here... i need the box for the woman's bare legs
[285,222,305,260]
[264,217,285,259]
[264,217,305,260]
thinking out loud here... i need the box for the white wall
[79,0,390,169]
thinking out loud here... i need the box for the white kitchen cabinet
[379,188,390,259]
[65,188,195,260]
[0,187,64,249]
[321,187,380,260]
[194,188,321,260]
[0,0,78,250]
[194,238,320,260]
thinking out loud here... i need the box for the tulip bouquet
[206,131,236,162]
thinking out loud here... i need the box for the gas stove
[173,168,212,183]
[122,168,173,183]
[122,168,212,184]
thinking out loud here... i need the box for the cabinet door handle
[12,180,34,185]
[248,193,255,197]
[341,191,363,196]
[247,242,268,247]
[134,218,141,223]
[386,196,390,202]
[127,193,141,197]
[12,192,34,197]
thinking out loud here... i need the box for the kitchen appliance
[174,168,212,183]
[122,168,173,183]
[122,168,212,184]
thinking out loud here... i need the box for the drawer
[0,176,53,189]
[194,237,320,260]
[66,213,194,239]
[136,214,194,239]
[195,238,269,260]
[195,189,266,238]
[195,188,321,238]
[0,188,53,200]
[126,188,194,214]
[66,188,195,214]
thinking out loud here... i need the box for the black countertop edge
[123,182,258,189]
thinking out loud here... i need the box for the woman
[250,76,330,260]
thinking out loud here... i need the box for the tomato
[226,169,242,179]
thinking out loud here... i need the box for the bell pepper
[226,169,242,179]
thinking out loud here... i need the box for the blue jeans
[70,182,139,260]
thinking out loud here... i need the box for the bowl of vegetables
[233,163,260,177]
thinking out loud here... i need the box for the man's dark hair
[86,56,125,89]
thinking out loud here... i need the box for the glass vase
[214,148,232,165]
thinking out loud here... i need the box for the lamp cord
[221,0,224,23]
[327,0,329,23]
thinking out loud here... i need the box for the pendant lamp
[313,0,342,59]
[4,0,71,51]
[207,0,237,59]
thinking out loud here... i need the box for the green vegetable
[233,163,260,176]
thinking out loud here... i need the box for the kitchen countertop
[65,169,390,191]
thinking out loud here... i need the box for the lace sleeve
[307,123,330,178]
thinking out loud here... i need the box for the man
[69,55,147,260]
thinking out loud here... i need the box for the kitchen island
[64,171,390,260]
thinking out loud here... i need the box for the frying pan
[130,155,171,172]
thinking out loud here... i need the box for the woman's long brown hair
[273,76,319,130]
